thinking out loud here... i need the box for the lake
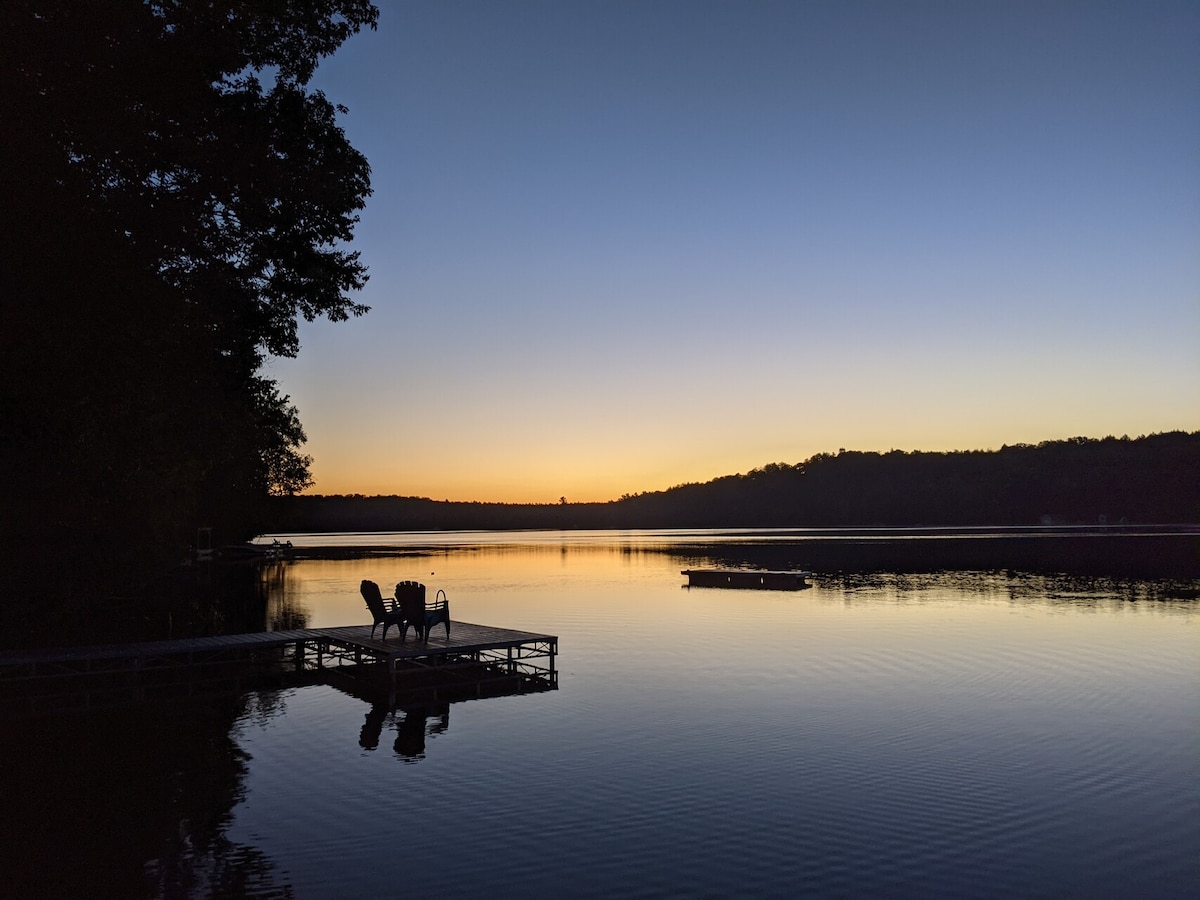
[4,529,1197,898]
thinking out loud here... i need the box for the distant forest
[269,432,1199,533]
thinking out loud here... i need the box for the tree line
[269,432,1200,533]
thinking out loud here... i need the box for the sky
[269,0,1200,503]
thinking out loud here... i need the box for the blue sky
[269,0,1199,502]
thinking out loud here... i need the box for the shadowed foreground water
[3,531,1197,898]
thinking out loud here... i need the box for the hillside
[266,432,1199,533]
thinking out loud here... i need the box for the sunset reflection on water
[10,531,1163,897]
[233,533,1198,897]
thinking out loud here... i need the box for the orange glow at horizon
[298,408,1197,505]
[275,1,1199,506]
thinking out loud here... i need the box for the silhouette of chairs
[360,579,406,640]
[395,581,451,642]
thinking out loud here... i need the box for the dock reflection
[359,700,450,761]
[330,669,555,764]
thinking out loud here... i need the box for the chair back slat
[360,580,387,617]
[395,580,426,625]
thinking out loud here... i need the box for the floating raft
[682,568,812,590]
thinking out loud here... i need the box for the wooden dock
[0,621,557,716]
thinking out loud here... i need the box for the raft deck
[682,568,812,590]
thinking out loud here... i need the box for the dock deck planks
[0,621,558,716]
[0,621,556,668]
[318,621,557,660]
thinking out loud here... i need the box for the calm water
[5,530,1198,898]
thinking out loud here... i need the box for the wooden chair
[360,580,406,640]
[395,581,451,642]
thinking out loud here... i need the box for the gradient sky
[268,0,1199,503]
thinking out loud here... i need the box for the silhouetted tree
[0,1,377,624]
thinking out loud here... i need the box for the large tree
[0,1,378,619]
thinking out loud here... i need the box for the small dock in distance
[0,621,558,717]
[682,569,812,590]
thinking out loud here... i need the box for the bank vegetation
[270,432,1200,532]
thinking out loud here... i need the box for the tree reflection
[667,530,1200,580]
[0,693,294,899]
[260,562,310,632]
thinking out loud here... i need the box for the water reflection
[6,531,1195,898]
[359,701,451,761]
[0,692,295,899]
[220,542,1198,900]
[666,532,1199,579]
[261,526,1200,579]
[259,560,310,631]
[811,569,1200,612]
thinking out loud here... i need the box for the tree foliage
[5,0,376,360]
[1,1,377,607]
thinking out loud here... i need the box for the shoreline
[252,526,1200,580]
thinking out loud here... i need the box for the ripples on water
[229,540,1198,899]
[5,533,1198,898]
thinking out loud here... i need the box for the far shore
[250,525,1199,580]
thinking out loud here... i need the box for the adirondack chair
[395,581,451,642]
[360,580,406,640]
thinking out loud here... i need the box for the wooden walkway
[0,621,557,716]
